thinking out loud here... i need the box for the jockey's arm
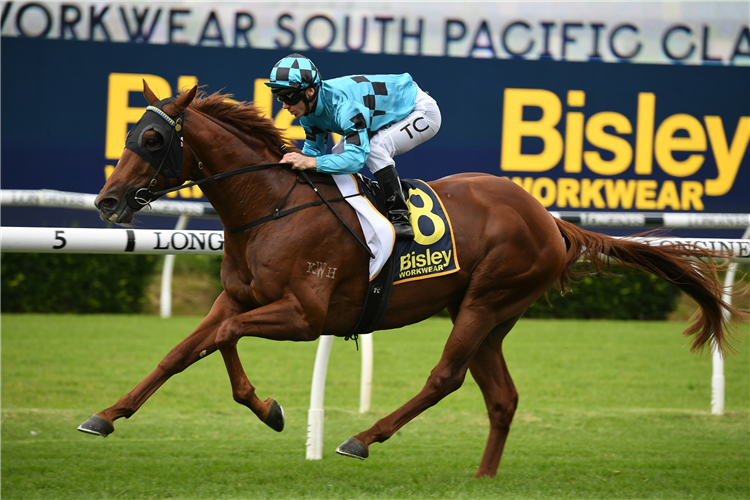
[283,123,328,170]
[310,101,371,174]
[286,101,372,173]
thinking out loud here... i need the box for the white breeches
[332,84,442,174]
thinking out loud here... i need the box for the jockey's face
[281,87,317,119]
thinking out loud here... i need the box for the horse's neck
[186,111,291,229]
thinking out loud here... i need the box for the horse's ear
[163,85,198,116]
[143,80,160,105]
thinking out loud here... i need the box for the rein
[149,160,286,199]
[127,103,375,258]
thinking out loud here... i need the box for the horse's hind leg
[468,315,521,478]
[77,292,239,437]
[336,306,498,460]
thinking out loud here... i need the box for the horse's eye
[143,132,164,151]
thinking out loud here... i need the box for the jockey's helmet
[265,53,322,94]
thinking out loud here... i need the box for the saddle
[344,175,460,342]
[345,175,397,342]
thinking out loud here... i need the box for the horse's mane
[189,89,293,155]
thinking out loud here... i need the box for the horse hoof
[77,415,114,437]
[264,400,284,432]
[336,437,369,460]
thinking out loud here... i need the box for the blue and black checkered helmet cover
[265,53,321,92]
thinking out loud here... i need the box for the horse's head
[96,80,198,223]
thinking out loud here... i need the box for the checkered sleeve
[314,100,371,175]
[300,124,328,158]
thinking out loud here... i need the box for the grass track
[2,314,748,499]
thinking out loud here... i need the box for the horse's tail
[553,218,747,356]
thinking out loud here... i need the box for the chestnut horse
[80,82,742,478]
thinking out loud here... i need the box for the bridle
[120,97,375,259]
[123,97,203,210]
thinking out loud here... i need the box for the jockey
[266,53,442,239]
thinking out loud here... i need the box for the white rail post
[711,342,725,416]
[359,333,373,413]
[712,226,750,415]
[306,335,334,460]
[160,215,190,318]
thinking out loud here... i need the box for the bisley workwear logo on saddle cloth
[394,180,460,285]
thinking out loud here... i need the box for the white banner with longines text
[2,1,748,65]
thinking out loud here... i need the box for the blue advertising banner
[2,35,749,233]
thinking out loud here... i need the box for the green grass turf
[2,314,748,499]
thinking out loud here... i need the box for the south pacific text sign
[0,227,225,254]
[1,1,748,65]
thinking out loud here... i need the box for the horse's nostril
[97,197,118,210]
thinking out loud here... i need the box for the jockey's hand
[281,152,316,171]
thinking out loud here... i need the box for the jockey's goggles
[275,89,306,106]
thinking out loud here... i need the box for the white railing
[3,226,749,259]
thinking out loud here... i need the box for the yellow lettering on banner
[499,88,747,202]
[104,165,115,179]
[253,78,273,118]
[557,178,580,208]
[531,177,557,207]
[564,110,584,173]
[681,181,704,210]
[584,112,633,175]
[635,179,658,209]
[655,114,706,177]
[581,178,606,208]
[564,91,586,173]
[656,180,680,210]
[254,78,305,141]
[567,90,586,107]
[501,88,562,172]
[506,177,704,211]
[704,116,750,196]
[106,73,171,160]
[604,179,637,209]
[634,92,656,175]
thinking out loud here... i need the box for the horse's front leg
[214,294,325,431]
[77,292,242,437]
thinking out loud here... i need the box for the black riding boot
[374,166,414,239]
